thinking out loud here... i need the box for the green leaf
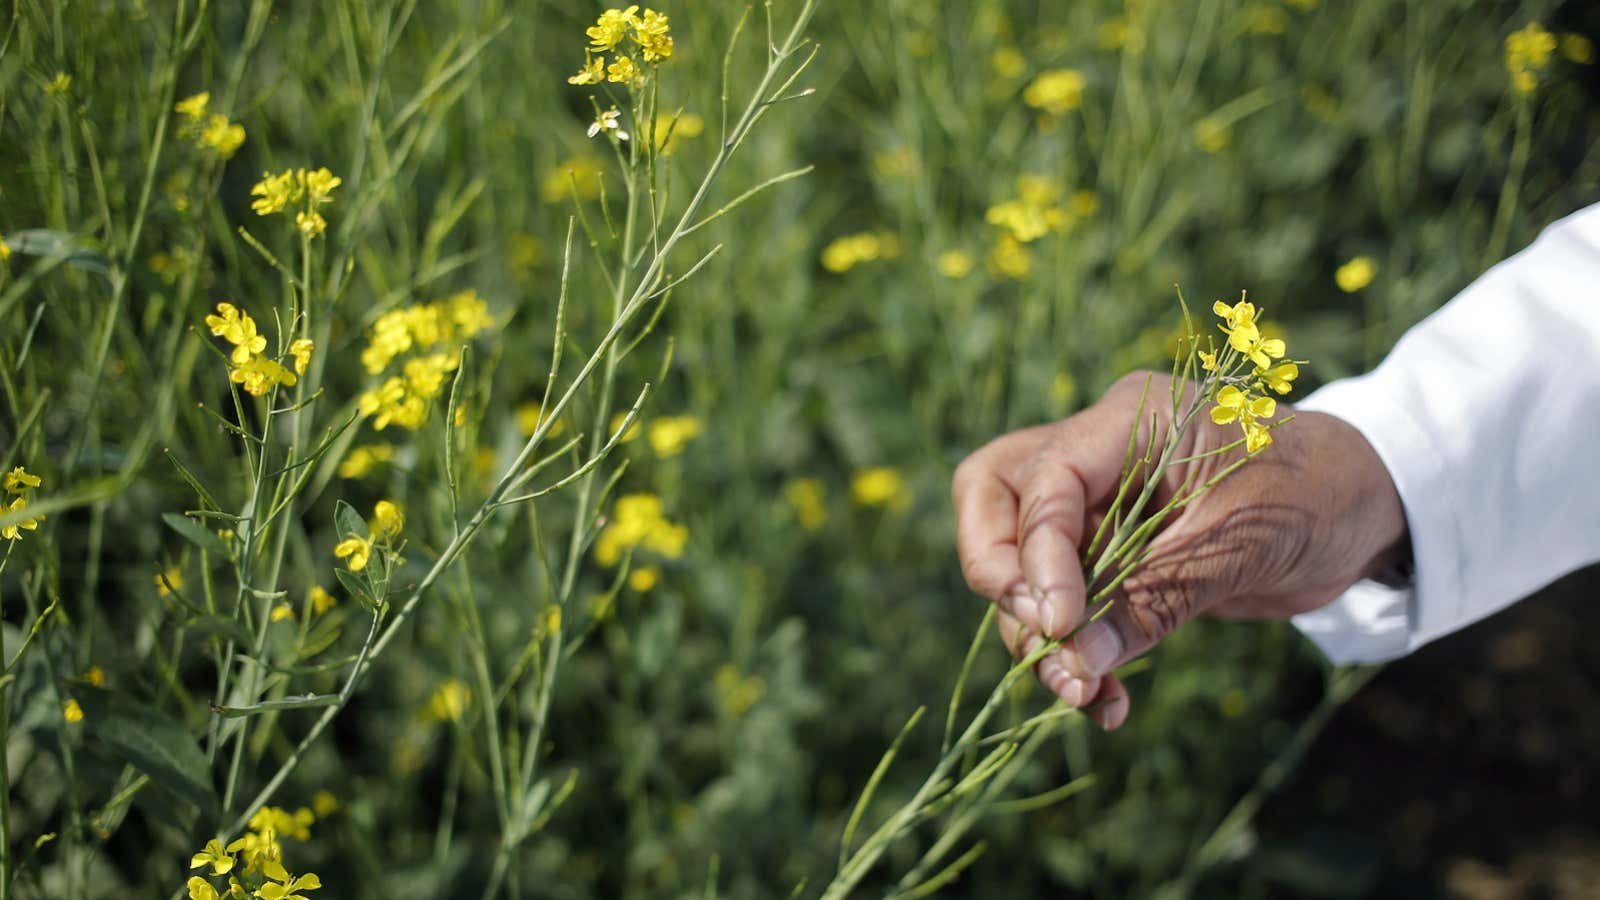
[75,690,217,818]
[162,512,230,557]
[211,693,339,718]
[333,567,375,610]
[334,499,367,543]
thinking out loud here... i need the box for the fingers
[954,429,1052,630]
[1015,407,1135,639]
[999,610,1129,731]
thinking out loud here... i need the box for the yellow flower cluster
[337,443,396,479]
[647,415,702,458]
[204,303,312,397]
[1022,69,1086,116]
[423,679,471,724]
[334,500,403,573]
[185,806,321,899]
[3,466,44,541]
[1204,297,1301,452]
[357,290,493,431]
[984,176,1097,279]
[569,6,673,89]
[250,167,341,237]
[851,467,910,510]
[820,230,901,274]
[594,493,688,567]
[784,477,827,532]
[175,92,246,159]
[542,156,606,203]
[1505,22,1556,94]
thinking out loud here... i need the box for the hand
[951,372,1408,729]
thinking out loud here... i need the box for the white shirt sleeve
[1290,203,1600,665]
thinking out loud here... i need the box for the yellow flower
[230,355,298,397]
[634,9,673,62]
[569,55,605,85]
[587,6,640,52]
[295,211,326,237]
[0,235,10,264]
[1199,349,1219,372]
[270,603,294,623]
[1211,386,1278,453]
[1257,361,1300,395]
[338,444,396,479]
[302,167,341,205]
[1244,5,1289,36]
[370,500,404,541]
[186,876,219,900]
[45,72,72,96]
[199,114,246,158]
[542,156,606,203]
[251,170,301,216]
[227,828,281,874]
[986,176,1070,243]
[851,467,910,510]
[650,112,703,154]
[2,497,42,541]
[1194,117,1231,153]
[1335,256,1376,292]
[258,872,322,900]
[249,806,314,842]
[1212,297,1260,333]
[1022,69,1086,116]
[516,403,567,439]
[312,790,339,818]
[1562,33,1594,65]
[425,679,471,723]
[990,46,1026,80]
[606,55,642,86]
[63,699,84,723]
[610,413,641,443]
[629,565,661,592]
[647,416,702,458]
[936,250,974,279]
[85,665,106,687]
[310,586,337,615]
[175,92,210,120]
[3,466,41,493]
[156,564,184,596]
[986,233,1032,280]
[190,838,236,876]
[1506,23,1557,94]
[593,494,687,566]
[541,604,563,636]
[784,478,827,532]
[334,536,371,572]
[820,231,899,273]
[205,303,268,363]
[288,339,314,375]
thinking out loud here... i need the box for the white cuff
[1289,377,1467,665]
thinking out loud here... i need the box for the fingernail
[1059,677,1087,707]
[1068,621,1122,677]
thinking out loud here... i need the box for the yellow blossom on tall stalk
[337,444,396,478]
[784,477,828,532]
[1022,69,1086,116]
[1336,255,1376,292]
[425,679,471,723]
[309,586,337,615]
[820,231,901,273]
[156,564,184,596]
[594,494,688,566]
[250,167,341,236]
[1506,22,1557,94]
[370,500,404,541]
[334,535,371,572]
[2,467,44,541]
[62,699,83,723]
[174,91,246,158]
[851,467,910,510]
[647,415,702,458]
[572,6,673,91]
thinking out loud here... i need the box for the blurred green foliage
[0,0,1595,897]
